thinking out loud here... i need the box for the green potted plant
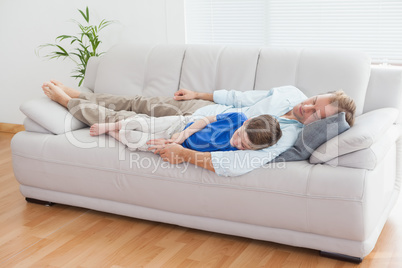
[37,6,115,86]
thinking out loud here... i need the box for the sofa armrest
[323,124,401,169]
[20,96,87,135]
[23,117,52,134]
[310,108,399,164]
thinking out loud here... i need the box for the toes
[43,90,51,99]
[47,82,57,90]
[51,80,62,86]
[42,84,51,95]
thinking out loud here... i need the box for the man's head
[230,115,282,150]
[291,90,356,126]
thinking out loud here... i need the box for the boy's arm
[171,115,217,144]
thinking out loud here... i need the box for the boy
[90,112,282,152]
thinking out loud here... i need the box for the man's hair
[244,115,282,150]
[329,90,356,126]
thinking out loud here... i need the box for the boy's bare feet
[42,82,71,107]
[49,80,81,98]
[90,122,118,136]
[90,123,108,136]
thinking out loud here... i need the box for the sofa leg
[319,251,363,263]
[25,197,55,207]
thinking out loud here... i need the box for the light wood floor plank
[0,123,25,134]
[1,132,402,267]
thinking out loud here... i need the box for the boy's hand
[147,138,171,149]
[170,132,186,144]
[174,89,197,101]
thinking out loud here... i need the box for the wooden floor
[1,132,402,268]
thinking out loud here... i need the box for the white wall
[0,0,185,124]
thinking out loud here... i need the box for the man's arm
[173,88,272,107]
[174,88,213,102]
[213,89,275,108]
[157,144,215,172]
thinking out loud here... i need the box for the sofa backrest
[84,43,397,118]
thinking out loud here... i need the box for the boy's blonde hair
[244,115,282,150]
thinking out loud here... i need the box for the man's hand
[150,143,185,164]
[174,88,214,102]
[174,89,197,101]
[148,139,215,172]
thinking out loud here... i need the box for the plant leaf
[56,45,69,56]
[38,5,112,86]
[78,7,89,23]
[86,6,89,23]
[56,35,74,42]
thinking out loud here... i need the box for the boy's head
[230,115,282,150]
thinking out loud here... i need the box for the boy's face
[230,126,253,150]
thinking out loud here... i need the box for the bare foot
[89,122,118,136]
[49,80,81,98]
[42,82,71,107]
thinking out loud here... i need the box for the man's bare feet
[49,80,81,98]
[42,82,71,107]
[89,122,118,136]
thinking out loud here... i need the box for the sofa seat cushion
[12,129,371,241]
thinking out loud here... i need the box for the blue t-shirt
[182,112,247,152]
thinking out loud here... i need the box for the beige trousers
[67,92,214,126]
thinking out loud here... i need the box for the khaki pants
[67,92,214,126]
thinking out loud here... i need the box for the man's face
[292,94,339,125]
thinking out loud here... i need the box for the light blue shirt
[192,85,307,177]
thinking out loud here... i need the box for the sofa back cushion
[89,44,371,116]
[94,44,186,97]
[179,45,260,93]
[255,48,371,116]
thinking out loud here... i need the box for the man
[42,80,356,177]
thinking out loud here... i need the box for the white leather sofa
[11,44,402,262]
